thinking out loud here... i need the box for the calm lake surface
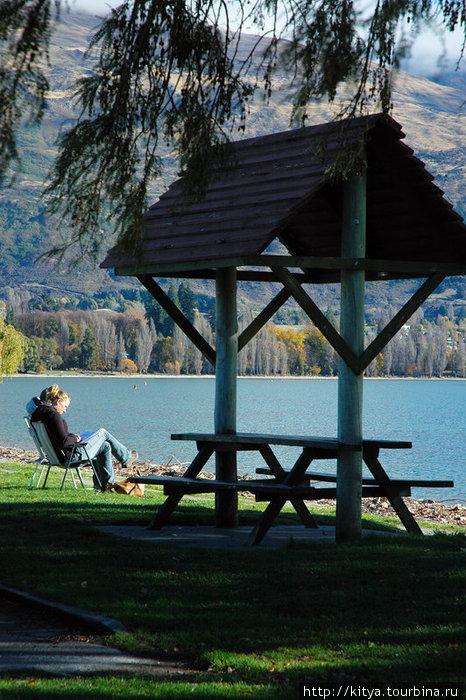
[1,375,464,502]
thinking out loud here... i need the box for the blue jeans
[75,428,131,488]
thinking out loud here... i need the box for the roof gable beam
[115,255,466,280]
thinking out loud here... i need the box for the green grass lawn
[0,461,464,699]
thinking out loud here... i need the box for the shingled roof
[101,113,466,282]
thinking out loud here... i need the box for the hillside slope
[1,9,465,314]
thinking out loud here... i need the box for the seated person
[31,387,138,492]
[26,384,59,415]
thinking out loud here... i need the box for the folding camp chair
[24,416,101,490]
[24,416,49,489]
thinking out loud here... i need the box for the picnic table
[130,433,454,545]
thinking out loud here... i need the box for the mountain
[1,9,465,316]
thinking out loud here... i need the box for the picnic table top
[171,432,412,450]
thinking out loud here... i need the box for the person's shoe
[125,450,138,470]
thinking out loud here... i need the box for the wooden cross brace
[139,269,445,376]
[270,267,445,375]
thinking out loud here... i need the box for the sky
[71,0,465,78]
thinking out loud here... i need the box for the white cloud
[70,0,465,78]
[400,25,465,77]
[71,0,120,16]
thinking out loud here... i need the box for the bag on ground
[114,469,145,496]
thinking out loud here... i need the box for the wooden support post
[336,165,367,542]
[215,267,238,527]
[363,448,423,535]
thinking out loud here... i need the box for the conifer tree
[178,282,196,324]
[79,327,98,370]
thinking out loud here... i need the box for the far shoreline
[3,373,465,381]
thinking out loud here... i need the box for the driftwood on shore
[1,445,465,528]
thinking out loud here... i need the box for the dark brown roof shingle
[101,113,466,278]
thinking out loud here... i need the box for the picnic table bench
[130,432,454,545]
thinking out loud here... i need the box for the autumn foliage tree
[0,318,27,377]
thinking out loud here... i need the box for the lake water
[1,375,464,503]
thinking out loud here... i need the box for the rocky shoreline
[2,445,465,528]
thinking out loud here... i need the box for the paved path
[0,595,190,676]
[0,524,397,676]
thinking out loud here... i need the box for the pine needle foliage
[0,0,60,180]
[0,1,464,260]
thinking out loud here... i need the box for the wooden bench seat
[130,473,402,498]
[256,467,454,489]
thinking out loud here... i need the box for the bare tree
[277,340,289,375]
[116,331,127,368]
[431,325,448,377]
[78,319,87,344]
[192,339,203,376]
[192,310,213,375]
[134,319,154,372]
[57,314,69,358]
[6,287,31,314]
[237,311,250,376]
[451,339,466,377]
[95,315,118,369]
[364,329,378,377]
[148,318,158,345]
[173,323,188,374]
[256,325,275,376]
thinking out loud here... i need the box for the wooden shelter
[101,113,466,542]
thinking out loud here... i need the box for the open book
[80,431,96,442]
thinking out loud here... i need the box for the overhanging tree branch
[0,0,464,260]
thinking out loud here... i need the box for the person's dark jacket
[31,404,78,461]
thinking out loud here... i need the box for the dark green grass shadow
[1,463,464,694]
